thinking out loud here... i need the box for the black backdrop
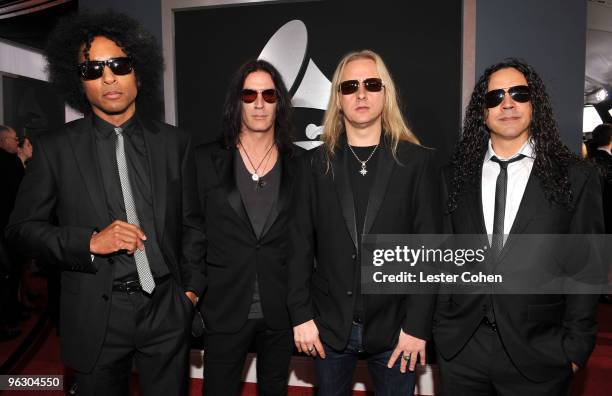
[175,0,462,160]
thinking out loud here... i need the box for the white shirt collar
[596,146,612,155]
[484,138,535,162]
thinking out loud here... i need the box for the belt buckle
[124,279,141,294]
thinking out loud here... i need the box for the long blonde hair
[321,49,420,159]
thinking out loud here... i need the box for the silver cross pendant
[359,162,368,176]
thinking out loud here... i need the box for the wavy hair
[447,58,578,213]
[220,59,294,155]
[45,10,163,118]
[322,50,419,159]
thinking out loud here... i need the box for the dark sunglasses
[241,89,277,104]
[78,57,134,80]
[484,85,530,108]
[338,78,384,95]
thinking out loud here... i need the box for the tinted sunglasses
[78,57,134,80]
[484,85,530,108]
[241,89,277,104]
[338,78,384,95]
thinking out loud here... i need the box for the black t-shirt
[347,144,380,319]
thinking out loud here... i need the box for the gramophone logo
[258,20,331,150]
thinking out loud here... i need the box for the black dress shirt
[92,114,169,281]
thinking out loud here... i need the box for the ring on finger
[402,353,411,361]
[307,346,314,352]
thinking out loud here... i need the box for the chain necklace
[348,143,379,176]
[238,139,275,182]
[255,147,274,190]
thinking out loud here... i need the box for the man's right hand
[90,220,147,255]
[293,319,326,358]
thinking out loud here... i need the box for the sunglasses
[78,57,134,80]
[241,89,277,104]
[484,85,530,108]
[338,78,384,95]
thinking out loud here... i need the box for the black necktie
[490,154,526,256]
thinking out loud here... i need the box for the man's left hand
[387,330,426,373]
[185,291,198,306]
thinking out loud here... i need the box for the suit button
[351,254,357,260]
[102,294,109,301]
[347,291,353,296]
[256,244,261,250]
[108,258,114,264]
[482,305,487,312]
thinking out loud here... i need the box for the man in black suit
[288,50,440,395]
[195,59,298,396]
[0,125,28,340]
[589,124,612,233]
[6,12,205,395]
[435,58,604,395]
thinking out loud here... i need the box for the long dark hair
[45,10,163,119]
[221,59,294,154]
[447,58,578,213]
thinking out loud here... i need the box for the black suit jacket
[195,142,299,332]
[590,149,612,232]
[434,161,604,382]
[6,115,206,372]
[0,150,24,274]
[288,137,441,354]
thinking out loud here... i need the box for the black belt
[481,316,498,332]
[112,274,171,294]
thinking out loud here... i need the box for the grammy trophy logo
[258,20,331,150]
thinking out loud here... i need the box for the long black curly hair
[447,58,578,213]
[45,10,163,118]
[221,59,294,155]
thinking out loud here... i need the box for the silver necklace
[348,143,379,176]
[238,139,274,181]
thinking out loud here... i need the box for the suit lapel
[332,141,358,250]
[213,147,254,235]
[140,118,168,241]
[362,142,394,235]
[506,171,540,236]
[260,152,294,238]
[68,116,109,225]
[458,177,490,251]
[496,171,541,263]
[468,181,488,236]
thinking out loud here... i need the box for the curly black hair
[447,58,578,213]
[221,59,294,155]
[44,10,163,118]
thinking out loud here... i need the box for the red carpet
[2,305,611,395]
[570,303,612,396]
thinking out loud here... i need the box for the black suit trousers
[74,278,193,396]
[202,319,293,396]
[437,322,572,396]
